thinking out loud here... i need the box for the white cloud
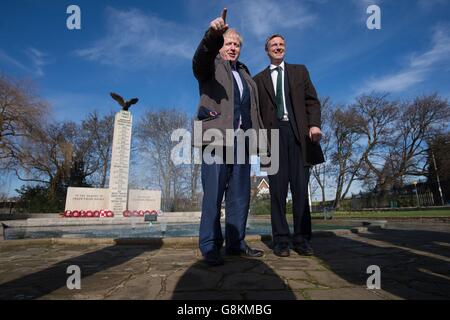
[363,69,425,92]
[26,47,47,77]
[0,49,28,71]
[409,27,450,68]
[358,25,450,94]
[234,0,317,39]
[76,7,197,67]
[0,48,47,77]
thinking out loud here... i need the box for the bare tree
[329,107,365,208]
[310,97,333,207]
[81,111,114,187]
[393,94,449,179]
[328,93,400,208]
[0,74,48,170]
[360,94,450,190]
[351,93,399,190]
[14,114,114,200]
[14,122,73,200]
[427,132,450,182]
[134,109,191,211]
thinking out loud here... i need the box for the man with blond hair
[192,9,265,266]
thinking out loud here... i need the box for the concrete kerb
[0,227,371,248]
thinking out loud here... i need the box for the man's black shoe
[226,245,264,257]
[203,251,224,266]
[273,244,290,257]
[293,240,314,256]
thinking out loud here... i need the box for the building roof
[251,175,268,189]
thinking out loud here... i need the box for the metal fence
[350,180,449,210]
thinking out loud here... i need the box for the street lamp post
[308,182,312,209]
[430,148,445,206]
[413,181,420,207]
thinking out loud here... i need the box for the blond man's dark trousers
[199,143,251,256]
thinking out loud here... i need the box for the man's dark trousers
[268,120,311,247]
[199,143,251,256]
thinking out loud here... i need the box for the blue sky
[1,0,450,198]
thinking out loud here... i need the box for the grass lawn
[311,209,450,219]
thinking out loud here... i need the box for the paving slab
[305,287,384,300]
[245,290,305,300]
[165,268,223,292]
[221,273,287,291]
[287,279,320,290]
[161,291,243,300]
[307,271,356,288]
[105,274,163,299]
[0,221,449,300]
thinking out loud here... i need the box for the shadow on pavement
[171,255,297,300]
[312,226,450,300]
[0,240,163,300]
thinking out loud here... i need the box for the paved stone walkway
[0,221,449,300]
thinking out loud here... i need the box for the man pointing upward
[192,9,265,266]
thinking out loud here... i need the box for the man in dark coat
[253,34,324,257]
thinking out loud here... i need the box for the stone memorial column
[109,110,132,215]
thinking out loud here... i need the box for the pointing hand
[209,8,229,35]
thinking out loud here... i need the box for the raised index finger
[221,8,227,23]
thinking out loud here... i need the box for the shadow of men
[172,221,297,300]
[0,240,163,300]
[171,254,297,300]
[362,223,450,258]
[312,225,450,300]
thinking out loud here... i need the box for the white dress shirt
[231,63,244,129]
[270,61,289,120]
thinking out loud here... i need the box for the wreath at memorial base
[62,210,114,218]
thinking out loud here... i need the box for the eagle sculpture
[110,92,139,111]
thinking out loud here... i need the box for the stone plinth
[128,190,161,212]
[65,187,109,211]
[109,111,132,215]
